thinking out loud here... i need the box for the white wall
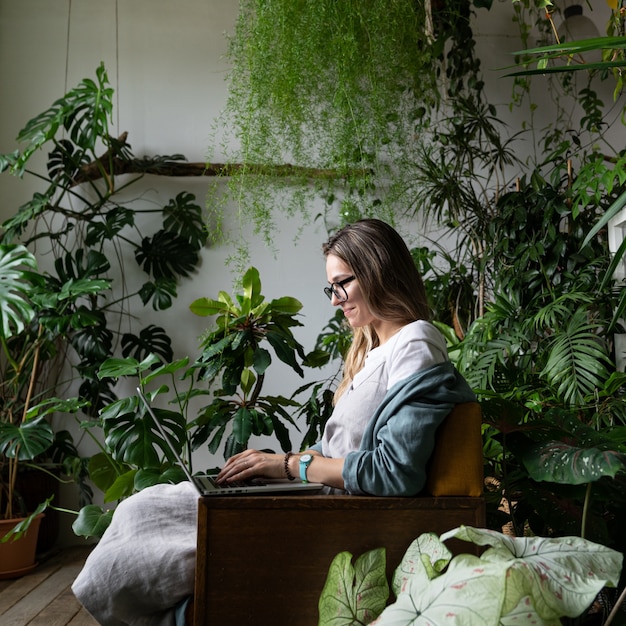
[0,0,620,543]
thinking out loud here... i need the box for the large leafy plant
[318,526,623,626]
[0,63,207,417]
[189,266,329,458]
[0,244,92,535]
[72,267,330,538]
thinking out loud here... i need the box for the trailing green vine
[209,0,493,251]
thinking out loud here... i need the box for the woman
[72,219,475,625]
[217,218,475,494]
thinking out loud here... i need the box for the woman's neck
[373,320,408,346]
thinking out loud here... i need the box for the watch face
[301,454,313,463]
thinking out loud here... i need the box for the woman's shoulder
[385,320,449,388]
[395,319,445,346]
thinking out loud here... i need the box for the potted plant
[0,64,210,551]
[0,244,93,577]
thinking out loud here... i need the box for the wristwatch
[299,453,314,483]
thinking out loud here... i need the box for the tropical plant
[0,244,92,538]
[0,64,208,538]
[0,62,207,417]
[319,526,623,626]
[207,0,492,254]
[72,267,330,538]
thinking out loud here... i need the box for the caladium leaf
[442,527,623,620]
[319,548,389,626]
[500,596,562,626]
[391,532,451,599]
[372,554,507,626]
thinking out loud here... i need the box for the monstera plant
[0,62,207,418]
[0,244,93,551]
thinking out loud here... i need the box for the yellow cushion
[425,402,484,497]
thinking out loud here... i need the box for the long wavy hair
[323,219,431,402]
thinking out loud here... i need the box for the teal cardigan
[312,361,476,496]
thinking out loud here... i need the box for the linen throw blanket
[72,482,198,625]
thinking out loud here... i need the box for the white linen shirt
[320,320,448,459]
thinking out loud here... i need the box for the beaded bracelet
[283,451,296,481]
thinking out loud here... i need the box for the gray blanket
[72,482,198,625]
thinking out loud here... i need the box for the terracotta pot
[0,513,44,579]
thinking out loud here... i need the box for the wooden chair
[193,402,485,626]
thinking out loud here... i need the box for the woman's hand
[216,449,285,484]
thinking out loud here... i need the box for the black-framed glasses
[324,275,356,302]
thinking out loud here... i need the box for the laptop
[137,388,323,496]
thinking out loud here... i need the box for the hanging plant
[210,0,491,248]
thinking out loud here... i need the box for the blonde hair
[322,219,431,402]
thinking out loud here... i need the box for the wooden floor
[0,545,97,626]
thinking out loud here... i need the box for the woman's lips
[342,306,355,318]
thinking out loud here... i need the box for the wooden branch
[71,133,369,187]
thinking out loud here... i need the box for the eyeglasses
[324,275,356,302]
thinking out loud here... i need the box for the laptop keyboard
[198,475,264,490]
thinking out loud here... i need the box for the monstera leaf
[0,244,39,338]
[135,230,199,280]
[162,191,208,251]
[121,325,173,362]
[0,417,54,460]
[100,396,187,468]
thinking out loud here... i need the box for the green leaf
[102,401,187,468]
[240,368,256,396]
[72,504,114,538]
[24,396,89,421]
[252,347,271,375]
[232,406,253,446]
[540,309,612,405]
[121,325,173,362]
[103,469,137,501]
[162,192,208,251]
[88,452,125,493]
[12,63,113,175]
[0,244,38,338]
[135,230,200,280]
[241,267,263,313]
[85,206,135,246]
[268,296,302,315]
[0,417,54,460]
[318,548,389,626]
[189,297,229,317]
[442,527,623,620]
[134,466,187,490]
[522,441,626,485]
[97,354,160,379]
[139,279,178,311]
[143,356,190,383]
[0,499,51,543]
[266,330,304,376]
